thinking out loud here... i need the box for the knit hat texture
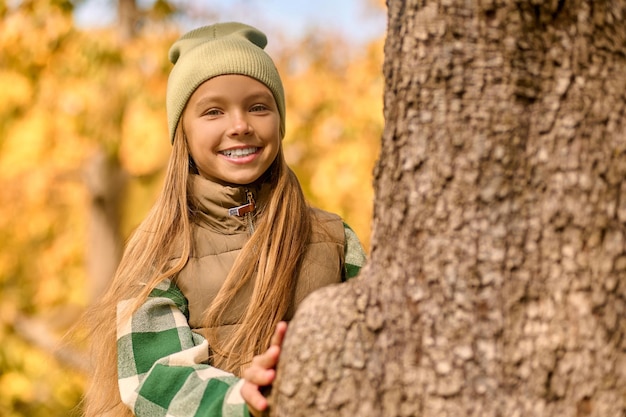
[166,22,286,143]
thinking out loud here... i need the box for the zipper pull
[228,190,256,217]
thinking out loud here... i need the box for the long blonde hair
[83,121,312,415]
[203,140,311,375]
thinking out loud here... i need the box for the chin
[226,176,263,186]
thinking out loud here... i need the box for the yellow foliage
[0,372,34,404]
[0,71,33,114]
[279,37,384,249]
[0,1,385,415]
[0,1,73,72]
[0,296,18,326]
[0,110,52,178]
[0,336,84,414]
[120,99,171,176]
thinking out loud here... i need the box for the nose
[228,112,252,136]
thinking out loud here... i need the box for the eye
[250,104,269,112]
[203,108,222,117]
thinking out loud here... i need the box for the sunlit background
[0,0,385,415]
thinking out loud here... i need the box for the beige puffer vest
[174,176,345,362]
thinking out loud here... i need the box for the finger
[245,369,276,387]
[244,361,277,386]
[252,345,281,369]
[270,321,288,347]
[241,382,268,415]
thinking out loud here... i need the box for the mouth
[219,147,260,159]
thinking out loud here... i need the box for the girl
[84,22,366,417]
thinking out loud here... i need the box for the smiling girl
[83,22,366,417]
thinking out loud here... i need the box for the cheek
[184,127,206,160]
[262,117,281,140]
[185,120,214,148]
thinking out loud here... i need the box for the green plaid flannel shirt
[117,224,366,417]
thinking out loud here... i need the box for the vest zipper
[245,189,255,235]
[227,188,256,235]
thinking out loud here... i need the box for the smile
[220,147,260,158]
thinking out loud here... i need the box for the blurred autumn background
[0,0,384,415]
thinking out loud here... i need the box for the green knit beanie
[166,22,286,143]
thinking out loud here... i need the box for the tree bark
[273,1,626,416]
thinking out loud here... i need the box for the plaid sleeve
[342,223,366,281]
[117,279,250,417]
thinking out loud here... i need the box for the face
[182,74,281,185]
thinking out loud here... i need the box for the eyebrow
[193,90,275,113]
[249,91,275,102]
[193,95,220,113]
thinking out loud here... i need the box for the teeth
[221,147,258,158]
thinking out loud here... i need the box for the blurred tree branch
[12,313,90,374]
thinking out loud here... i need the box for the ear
[188,156,199,174]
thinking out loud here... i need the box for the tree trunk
[118,0,139,40]
[83,0,138,302]
[273,1,626,416]
[84,150,125,302]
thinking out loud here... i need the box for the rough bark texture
[273,1,626,416]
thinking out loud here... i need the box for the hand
[241,321,288,417]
